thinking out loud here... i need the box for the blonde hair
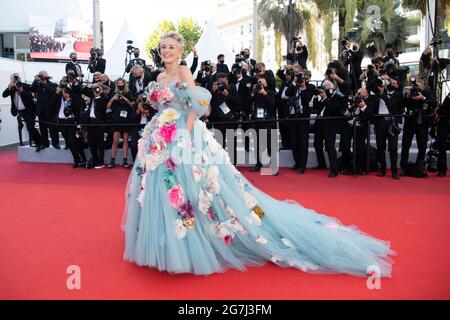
[160,31,185,49]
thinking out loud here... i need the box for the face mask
[387,84,396,91]
[134,53,139,58]
[71,57,77,62]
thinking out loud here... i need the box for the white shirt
[90,99,96,118]
[378,97,389,115]
[281,87,289,100]
[140,114,148,124]
[58,97,73,119]
[14,92,26,111]
[235,76,243,91]
[135,78,143,93]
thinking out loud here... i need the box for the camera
[325,68,336,77]
[354,95,363,106]
[294,72,305,85]
[254,83,263,91]
[126,40,135,54]
[217,81,227,93]
[313,87,324,96]
[93,87,102,95]
[201,60,211,72]
[410,77,420,97]
[141,93,152,112]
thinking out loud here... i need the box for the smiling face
[160,37,182,64]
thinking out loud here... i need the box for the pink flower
[161,86,174,102]
[166,157,176,170]
[159,124,177,143]
[207,207,216,221]
[179,201,194,219]
[168,185,185,209]
[224,235,232,246]
[150,89,162,102]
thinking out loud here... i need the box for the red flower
[224,235,232,246]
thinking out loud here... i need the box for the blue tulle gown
[122,81,394,277]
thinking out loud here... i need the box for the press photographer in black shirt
[210,73,240,157]
[81,83,109,169]
[51,86,86,167]
[88,48,106,74]
[373,77,404,179]
[254,63,276,93]
[400,77,437,176]
[3,74,42,151]
[216,54,230,74]
[30,71,59,149]
[248,77,276,174]
[285,71,316,174]
[125,48,147,75]
[286,37,308,70]
[65,52,84,80]
[313,80,347,178]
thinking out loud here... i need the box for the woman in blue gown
[122,31,394,277]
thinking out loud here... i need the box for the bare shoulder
[178,66,195,87]
[156,71,166,83]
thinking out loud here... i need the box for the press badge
[219,102,231,115]
[257,108,265,119]
[120,110,128,118]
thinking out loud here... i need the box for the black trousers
[278,102,291,149]
[437,120,449,174]
[401,120,429,169]
[375,118,399,171]
[313,119,338,173]
[288,116,309,169]
[19,111,42,147]
[38,115,59,147]
[340,122,367,172]
[251,121,275,167]
[58,119,85,164]
[87,121,105,165]
[214,121,238,164]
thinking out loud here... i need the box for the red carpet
[0,150,449,300]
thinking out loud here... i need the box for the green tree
[145,18,202,59]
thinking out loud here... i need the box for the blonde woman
[122,31,395,277]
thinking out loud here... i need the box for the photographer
[129,65,151,98]
[81,83,109,169]
[125,48,147,75]
[130,93,157,162]
[216,54,230,74]
[106,78,134,169]
[436,94,450,177]
[286,37,308,70]
[285,70,316,173]
[276,64,294,150]
[196,60,215,90]
[313,80,347,178]
[65,52,84,80]
[254,63,276,92]
[341,41,363,93]
[3,74,43,151]
[30,71,59,149]
[373,77,404,180]
[98,74,115,98]
[400,77,437,176]
[339,87,373,176]
[88,48,106,74]
[60,71,83,97]
[210,73,240,154]
[324,60,352,98]
[235,49,256,75]
[248,77,276,173]
[50,86,86,167]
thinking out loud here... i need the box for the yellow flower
[160,108,180,123]
[253,205,265,219]
[183,218,195,229]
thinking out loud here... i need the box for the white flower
[145,154,162,171]
[199,189,213,214]
[174,219,187,239]
[243,193,257,209]
[281,238,295,249]
[137,189,145,206]
[248,211,262,226]
[137,138,148,159]
[192,165,202,183]
[159,107,180,123]
[256,234,267,245]
[325,223,339,231]
[225,205,236,219]
[223,219,246,236]
[206,166,220,194]
[218,223,232,238]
